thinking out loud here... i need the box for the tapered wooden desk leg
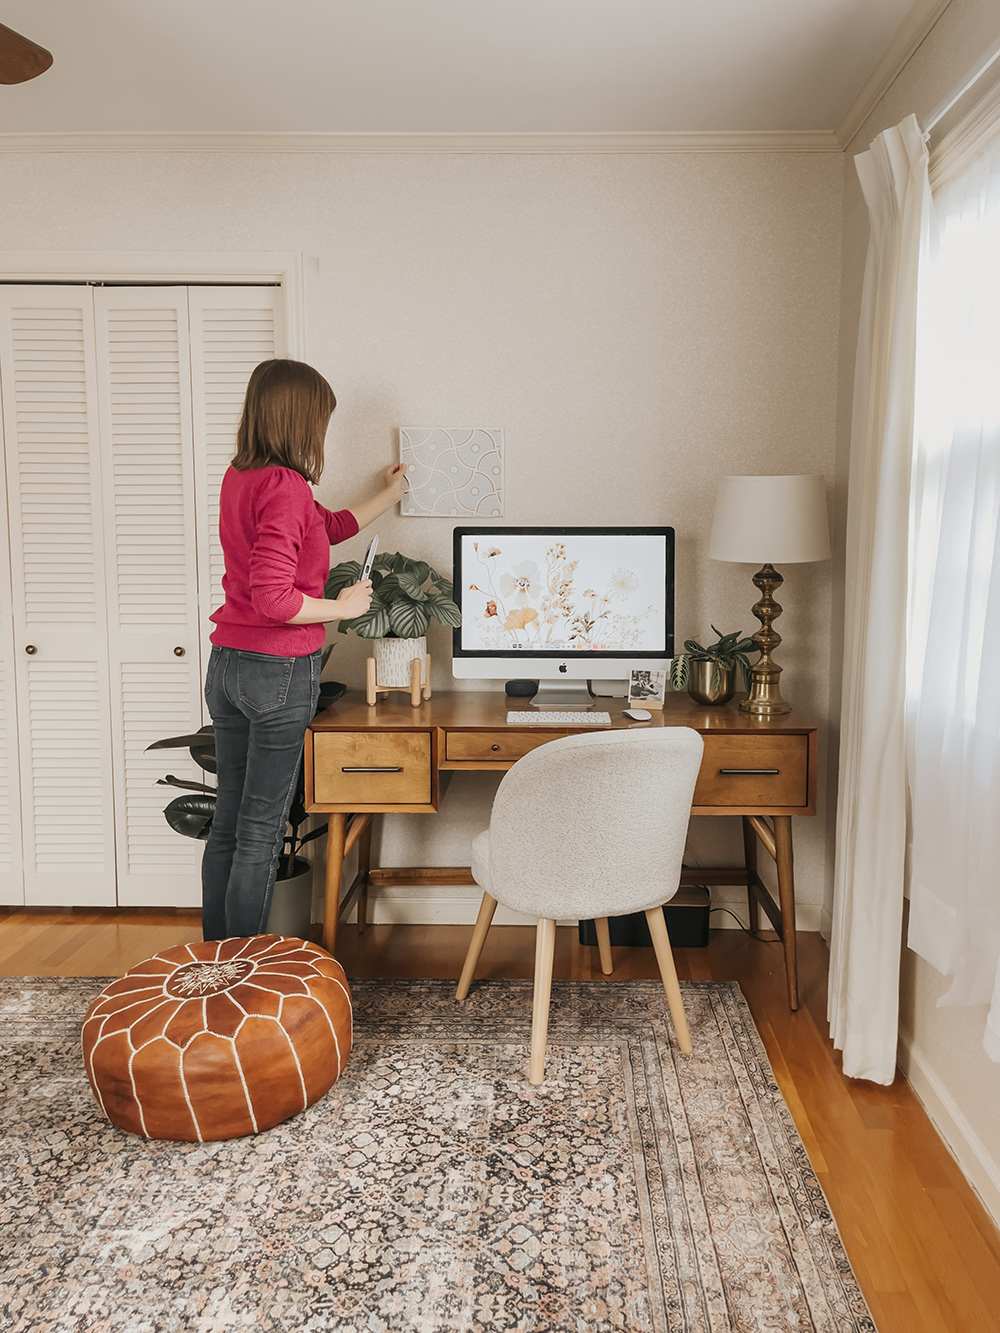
[456,892,498,1001]
[645,907,692,1054]
[322,812,347,956]
[594,917,614,975]
[742,816,761,934]
[356,817,373,933]
[529,917,557,1084]
[773,815,799,1010]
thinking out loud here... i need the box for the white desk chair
[456,727,705,1083]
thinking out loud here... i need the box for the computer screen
[452,527,674,698]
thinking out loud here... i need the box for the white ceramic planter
[372,635,427,688]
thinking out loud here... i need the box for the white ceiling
[0,0,924,135]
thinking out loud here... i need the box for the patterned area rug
[1,977,876,1333]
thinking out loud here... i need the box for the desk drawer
[445,730,567,763]
[694,734,808,808]
[313,732,431,804]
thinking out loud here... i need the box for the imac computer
[451,526,674,707]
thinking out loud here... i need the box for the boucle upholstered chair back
[482,727,704,919]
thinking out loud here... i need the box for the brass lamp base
[739,563,792,717]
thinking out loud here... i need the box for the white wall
[835,0,1000,1220]
[0,145,843,925]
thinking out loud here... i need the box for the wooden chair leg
[644,907,693,1055]
[594,917,614,975]
[456,893,498,1001]
[529,917,557,1085]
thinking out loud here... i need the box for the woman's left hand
[383,463,407,501]
[348,464,409,530]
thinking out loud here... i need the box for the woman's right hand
[286,580,373,625]
[334,579,373,621]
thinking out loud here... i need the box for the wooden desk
[305,692,818,1008]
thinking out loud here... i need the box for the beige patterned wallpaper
[0,147,844,920]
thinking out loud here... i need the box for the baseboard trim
[353,884,824,932]
[820,905,833,942]
[357,891,546,927]
[708,886,824,933]
[897,1030,1000,1230]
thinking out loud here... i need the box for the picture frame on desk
[628,668,666,709]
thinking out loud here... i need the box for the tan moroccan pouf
[82,935,352,1142]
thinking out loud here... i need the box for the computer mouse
[623,708,651,721]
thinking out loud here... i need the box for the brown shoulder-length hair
[232,359,336,484]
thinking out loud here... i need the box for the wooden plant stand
[366,654,432,707]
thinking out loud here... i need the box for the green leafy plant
[325,552,461,639]
[669,625,756,696]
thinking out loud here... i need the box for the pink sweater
[209,465,359,656]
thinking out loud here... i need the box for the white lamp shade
[707,474,832,565]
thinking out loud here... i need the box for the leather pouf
[82,935,352,1142]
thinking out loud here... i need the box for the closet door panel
[189,287,284,663]
[0,288,117,906]
[0,282,288,911]
[0,425,23,903]
[93,289,204,907]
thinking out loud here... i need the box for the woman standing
[202,358,404,941]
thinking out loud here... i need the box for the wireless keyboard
[506,710,612,726]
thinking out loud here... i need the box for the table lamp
[707,474,831,716]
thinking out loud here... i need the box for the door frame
[0,250,305,357]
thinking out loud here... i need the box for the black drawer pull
[719,767,780,775]
[341,766,403,773]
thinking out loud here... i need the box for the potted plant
[325,551,461,699]
[669,626,756,705]
[147,673,347,938]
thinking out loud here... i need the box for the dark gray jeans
[201,645,321,940]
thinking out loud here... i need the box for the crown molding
[836,0,953,149]
[0,129,843,155]
[929,76,1000,188]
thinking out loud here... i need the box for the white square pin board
[399,427,504,517]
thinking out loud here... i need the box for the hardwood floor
[3,908,999,1333]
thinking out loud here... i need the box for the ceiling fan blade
[0,22,53,84]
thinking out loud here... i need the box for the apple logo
[558,663,568,674]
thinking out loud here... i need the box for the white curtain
[828,116,931,1084]
[906,125,1000,1061]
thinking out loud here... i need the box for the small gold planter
[686,659,736,706]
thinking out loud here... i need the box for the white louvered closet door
[0,398,23,903]
[0,288,117,906]
[93,289,205,907]
[1,282,285,909]
[189,287,284,625]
